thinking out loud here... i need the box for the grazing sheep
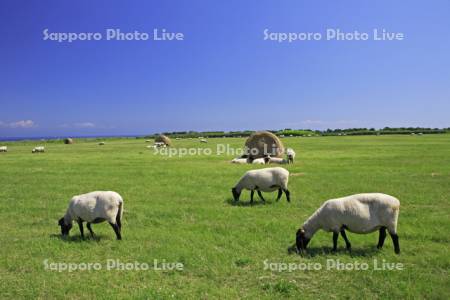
[58,191,124,240]
[294,193,400,254]
[286,148,296,164]
[231,158,249,164]
[0,146,7,152]
[200,139,208,143]
[268,157,288,164]
[232,167,290,204]
[32,146,45,153]
[98,142,105,145]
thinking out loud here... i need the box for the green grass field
[0,135,449,299]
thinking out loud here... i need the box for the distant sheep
[32,146,45,153]
[294,193,400,254]
[231,158,249,164]
[252,157,268,165]
[232,167,290,204]
[154,142,166,148]
[0,146,7,152]
[58,191,124,240]
[98,142,105,145]
[286,148,296,164]
[268,157,288,164]
[200,139,208,143]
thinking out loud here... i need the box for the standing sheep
[294,193,400,254]
[286,148,296,164]
[58,191,124,240]
[232,167,290,204]
[0,146,7,152]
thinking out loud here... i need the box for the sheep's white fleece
[286,148,295,157]
[234,167,289,193]
[302,193,400,238]
[63,191,123,224]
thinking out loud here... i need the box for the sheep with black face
[58,191,124,240]
[231,167,290,204]
[293,193,400,254]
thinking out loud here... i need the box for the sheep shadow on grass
[288,244,380,258]
[49,233,108,242]
[225,198,275,207]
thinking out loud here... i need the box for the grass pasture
[0,135,449,299]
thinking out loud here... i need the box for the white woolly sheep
[286,148,296,164]
[0,146,7,152]
[32,146,45,153]
[98,142,105,145]
[58,191,124,240]
[200,139,208,143]
[294,193,400,254]
[232,167,290,204]
[268,157,288,164]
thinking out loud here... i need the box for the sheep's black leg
[77,219,84,239]
[257,190,266,203]
[340,229,352,251]
[284,189,291,202]
[87,223,95,237]
[276,188,282,201]
[117,218,121,230]
[377,227,387,249]
[332,232,339,252]
[389,232,400,254]
[109,222,122,240]
[250,190,254,204]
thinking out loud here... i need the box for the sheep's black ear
[58,217,64,226]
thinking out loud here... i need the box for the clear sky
[1,0,449,137]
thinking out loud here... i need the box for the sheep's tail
[116,200,123,227]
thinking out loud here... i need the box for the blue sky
[0,0,449,137]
